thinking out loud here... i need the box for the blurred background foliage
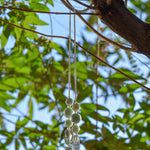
[0,0,150,149]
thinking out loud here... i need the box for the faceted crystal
[73,135,80,150]
[65,146,72,150]
[64,129,73,145]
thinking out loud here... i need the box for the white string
[68,11,71,98]
[74,14,77,102]
[96,18,100,139]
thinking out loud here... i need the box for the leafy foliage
[0,0,150,150]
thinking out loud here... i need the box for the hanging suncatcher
[64,11,81,150]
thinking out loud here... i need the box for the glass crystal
[64,129,73,145]
[65,146,72,150]
[73,135,80,150]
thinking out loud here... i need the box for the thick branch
[93,0,150,57]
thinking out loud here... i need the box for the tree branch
[0,18,149,91]
[61,0,134,51]
[92,0,150,57]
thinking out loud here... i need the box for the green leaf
[24,14,48,26]
[109,69,144,81]
[140,102,150,115]
[53,62,64,72]
[129,92,135,110]
[28,99,33,119]
[49,42,62,53]
[1,24,13,49]
[0,92,15,100]
[77,85,93,102]
[24,30,38,40]
[80,121,98,134]
[129,114,145,124]
[0,84,13,91]
[15,66,31,74]
[13,20,22,41]
[19,138,27,149]
[0,100,10,112]
[47,0,54,6]
[119,83,141,93]
[15,118,28,133]
[43,145,56,150]
[15,139,19,150]
[80,103,109,113]
[2,77,30,88]
[30,2,50,11]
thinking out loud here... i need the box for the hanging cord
[96,19,100,141]
[60,0,94,13]
[74,13,77,102]
[68,11,72,98]
[60,0,134,52]
[125,0,128,6]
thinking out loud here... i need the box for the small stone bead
[65,119,73,128]
[65,98,74,106]
[72,124,80,134]
[72,102,80,112]
[71,113,81,124]
[64,107,73,118]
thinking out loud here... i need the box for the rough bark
[92,0,150,57]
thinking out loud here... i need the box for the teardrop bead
[64,129,73,145]
[73,135,80,150]
[65,146,72,150]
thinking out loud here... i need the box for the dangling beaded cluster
[64,10,81,150]
[64,98,73,148]
[64,98,81,150]
[71,101,81,150]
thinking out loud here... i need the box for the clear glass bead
[65,146,72,150]
[64,129,73,145]
[73,135,80,150]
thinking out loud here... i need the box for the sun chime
[63,11,81,150]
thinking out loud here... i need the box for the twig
[0,6,134,51]
[60,0,135,52]
[0,18,149,91]
[72,0,96,9]
[0,6,97,15]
